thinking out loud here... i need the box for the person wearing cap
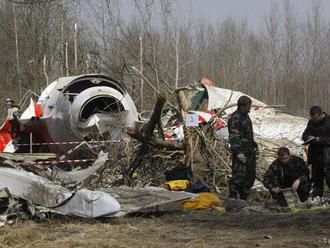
[302,105,330,197]
[6,98,20,120]
[5,98,20,139]
[263,147,310,206]
[227,95,258,200]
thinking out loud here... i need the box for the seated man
[263,147,311,206]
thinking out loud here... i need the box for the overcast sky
[179,0,330,28]
[82,0,330,34]
[110,0,330,30]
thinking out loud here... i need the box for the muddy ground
[0,208,330,248]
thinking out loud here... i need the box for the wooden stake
[74,23,78,71]
[30,133,33,154]
[139,35,144,109]
[65,42,69,76]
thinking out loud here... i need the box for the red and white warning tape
[29,158,96,165]
[14,138,131,147]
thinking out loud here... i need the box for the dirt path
[0,209,330,248]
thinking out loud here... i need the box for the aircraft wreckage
[0,74,308,219]
[2,74,139,155]
[0,74,193,218]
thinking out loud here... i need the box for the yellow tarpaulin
[182,192,222,210]
[162,180,190,191]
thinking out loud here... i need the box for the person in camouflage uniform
[228,95,258,200]
[263,147,310,205]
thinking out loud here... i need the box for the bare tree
[264,1,280,104]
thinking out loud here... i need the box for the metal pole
[30,133,33,154]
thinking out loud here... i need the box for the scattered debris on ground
[0,74,326,247]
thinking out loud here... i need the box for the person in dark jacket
[227,95,258,200]
[263,147,311,205]
[302,105,330,197]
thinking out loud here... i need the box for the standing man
[263,147,310,206]
[302,106,330,197]
[228,95,258,200]
[5,98,20,139]
[5,98,20,121]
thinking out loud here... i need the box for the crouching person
[263,147,311,206]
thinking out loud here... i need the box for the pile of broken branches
[85,86,296,193]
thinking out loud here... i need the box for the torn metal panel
[77,112,128,139]
[0,168,121,218]
[20,99,40,120]
[51,151,108,186]
[204,85,268,111]
[0,167,71,208]
[203,85,307,144]
[102,186,195,217]
[53,189,120,218]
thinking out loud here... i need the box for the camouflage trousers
[229,153,256,200]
